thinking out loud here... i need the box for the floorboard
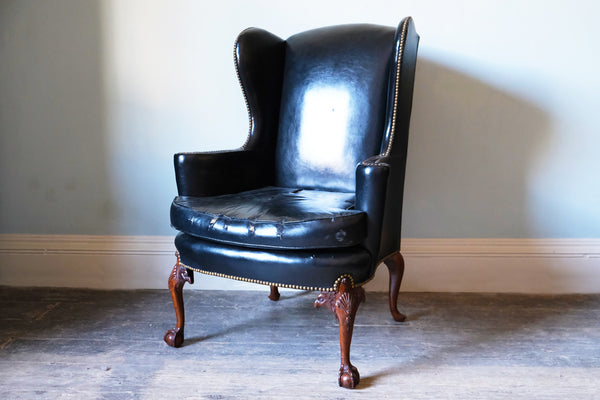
[1,287,599,399]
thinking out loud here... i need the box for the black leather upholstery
[171,187,365,250]
[171,18,419,289]
[275,25,394,192]
[175,233,372,290]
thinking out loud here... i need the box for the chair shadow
[180,289,317,346]
[403,56,551,239]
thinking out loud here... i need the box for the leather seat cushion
[170,186,366,250]
[175,233,373,290]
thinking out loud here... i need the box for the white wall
[2,0,600,238]
[1,1,109,234]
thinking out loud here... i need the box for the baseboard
[1,234,599,293]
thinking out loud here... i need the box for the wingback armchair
[165,17,419,388]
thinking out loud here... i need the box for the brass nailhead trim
[179,260,359,292]
[384,18,410,157]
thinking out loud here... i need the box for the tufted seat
[171,186,366,249]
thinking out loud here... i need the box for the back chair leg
[268,285,280,301]
[383,251,407,322]
[164,254,191,348]
[315,277,366,389]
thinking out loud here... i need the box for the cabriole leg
[383,251,407,322]
[164,253,191,348]
[315,277,365,389]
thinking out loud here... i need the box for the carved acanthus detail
[335,288,365,326]
[314,291,336,314]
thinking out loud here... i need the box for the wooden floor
[1,287,599,399]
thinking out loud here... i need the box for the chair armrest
[355,155,391,260]
[174,150,272,197]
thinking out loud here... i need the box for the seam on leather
[176,150,244,156]
[378,249,403,264]
[176,210,364,225]
[383,18,410,157]
[360,155,388,167]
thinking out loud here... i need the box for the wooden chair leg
[315,277,365,389]
[268,285,280,301]
[383,251,407,322]
[164,254,191,348]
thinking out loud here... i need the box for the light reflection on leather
[298,85,351,174]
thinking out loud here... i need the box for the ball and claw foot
[339,364,360,388]
[164,328,184,348]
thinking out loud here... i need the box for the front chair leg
[383,251,407,322]
[164,254,191,348]
[315,277,366,389]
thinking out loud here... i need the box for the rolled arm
[174,149,273,197]
[355,154,391,261]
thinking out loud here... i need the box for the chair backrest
[233,18,418,259]
[274,24,396,192]
[235,18,419,207]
